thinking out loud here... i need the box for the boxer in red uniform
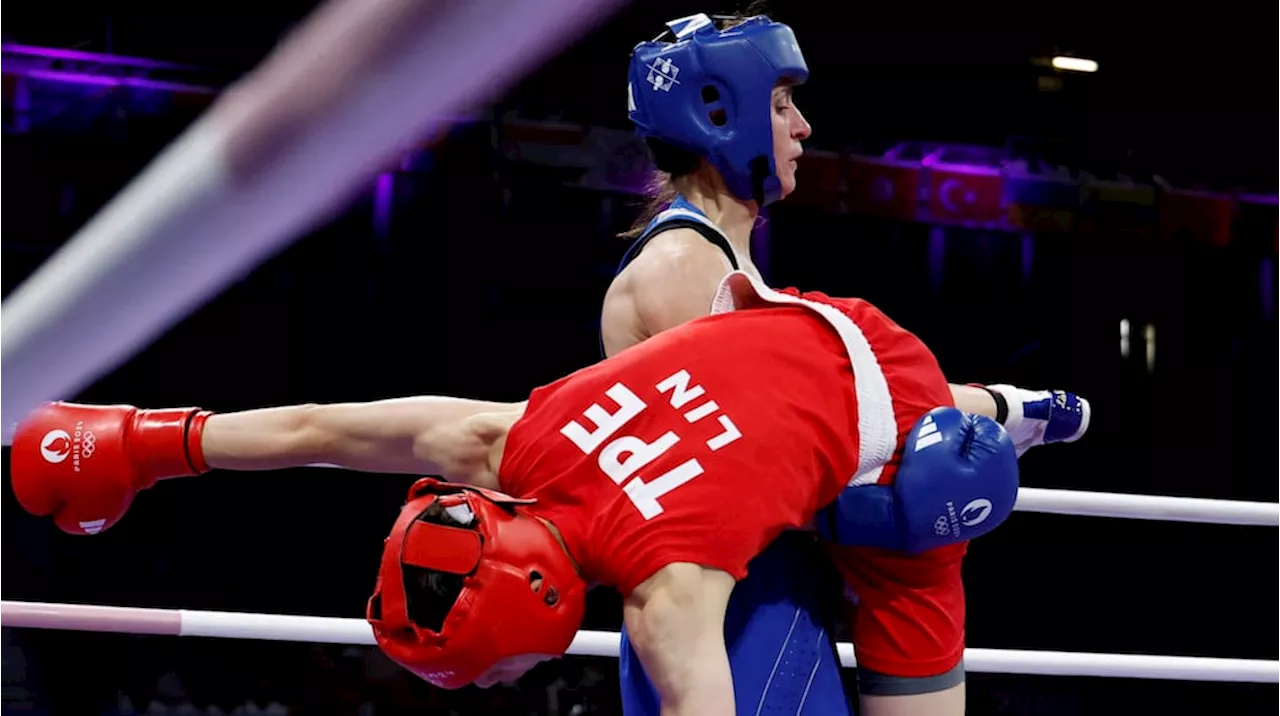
[10,273,1067,714]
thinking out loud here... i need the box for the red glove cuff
[129,408,214,488]
[186,410,212,474]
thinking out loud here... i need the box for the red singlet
[500,272,963,677]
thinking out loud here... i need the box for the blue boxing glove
[815,407,1019,554]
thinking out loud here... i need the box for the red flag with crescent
[927,164,1004,224]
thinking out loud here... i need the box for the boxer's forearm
[201,404,323,471]
[947,384,997,417]
[200,397,520,482]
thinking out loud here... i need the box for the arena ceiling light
[1051,55,1098,73]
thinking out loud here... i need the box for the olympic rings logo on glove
[81,431,96,459]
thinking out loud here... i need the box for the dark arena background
[2,1,1277,714]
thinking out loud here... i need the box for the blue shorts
[619,532,855,715]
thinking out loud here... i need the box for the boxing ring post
[0,0,631,438]
[1,601,1276,683]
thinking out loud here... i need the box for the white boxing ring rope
[1,601,1275,684]
[1010,487,1278,526]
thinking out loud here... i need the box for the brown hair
[618,1,774,240]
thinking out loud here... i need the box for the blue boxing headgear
[627,13,808,206]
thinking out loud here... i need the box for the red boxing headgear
[366,477,587,689]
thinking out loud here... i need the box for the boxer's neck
[675,174,758,257]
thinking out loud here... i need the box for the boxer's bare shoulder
[602,230,738,356]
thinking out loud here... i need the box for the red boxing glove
[9,401,214,535]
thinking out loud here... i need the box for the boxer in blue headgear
[608,19,858,715]
[600,10,1091,716]
[626,13,807,206]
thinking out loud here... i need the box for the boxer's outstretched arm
[623,563,737,716]
[201,397,523,488]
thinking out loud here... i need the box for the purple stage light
[0,42,202,71]
[17,68,218,95]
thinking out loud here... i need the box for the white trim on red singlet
[710,271,896,487]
